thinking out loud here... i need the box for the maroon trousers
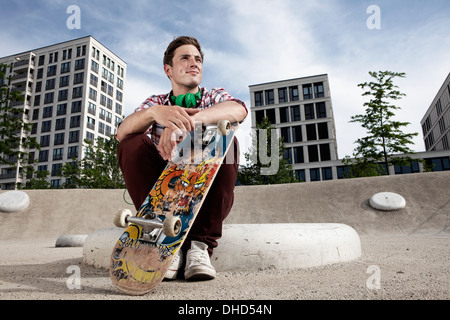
[117,133,239,256]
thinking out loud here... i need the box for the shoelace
[189,250,209,265]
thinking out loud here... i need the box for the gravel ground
[0,234,448,301]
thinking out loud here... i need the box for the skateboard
[110,120,238,295]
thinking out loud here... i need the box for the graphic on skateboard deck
[110,121,238,295]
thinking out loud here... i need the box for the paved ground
[0,172,449,303]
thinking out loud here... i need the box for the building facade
[248,74,450,183]
[421,72,450,151]
[0,36,126,190]
[249,74,339,182]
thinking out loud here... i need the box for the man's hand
[158,126,186,161]
[153,105,199,133]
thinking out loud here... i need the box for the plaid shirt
[135,87,247,146]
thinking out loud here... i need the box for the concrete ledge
[55,234,88,247]
[83,223,361,271]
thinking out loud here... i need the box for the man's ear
[164,64,172,80]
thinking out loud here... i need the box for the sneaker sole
[185,267,216,281]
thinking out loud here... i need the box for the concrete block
[55,234,88,247]
[369,192,406,211]
[0,191,30,212]
[83,223,361,271]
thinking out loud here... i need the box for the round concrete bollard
[0,191,30,212]
[369,192,406,211]
[55,235,88,247]
[83,223,361,271]
[213,223,361,271]
[83,228,124,269]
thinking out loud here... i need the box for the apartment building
[249,74,339,182]
[0,36,126,190]
[421,72,450,152]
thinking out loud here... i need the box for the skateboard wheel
[113,209,132,228]
[217,120,231,136]
[162,215,182,237]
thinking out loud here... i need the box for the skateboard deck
[110,121,238,295]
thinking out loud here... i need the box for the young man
[116,36,247,281]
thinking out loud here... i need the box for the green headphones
[170,90,202,108]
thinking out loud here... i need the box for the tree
[61,136,125,189]
[344,71,419,176]
[0,64,39,169]
[238,117,298,185]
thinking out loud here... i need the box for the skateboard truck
[113,209,182,243]
[195,120,231,146]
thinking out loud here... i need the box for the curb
[83,223,361,271]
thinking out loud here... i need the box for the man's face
[164,44,203,94]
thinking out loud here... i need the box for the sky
[1,0,449,161]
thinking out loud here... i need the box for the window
[295,169,305,182]
[394,161,420,174]
[316,102,326,118]
[53,148,63,161]
[41,120,52,133]
[280,127,291,143]
[72,86,83,99]
[266,109,276,124]
[56,104,67,116]
[73,72,84,84]
[54,133,65,145]
[59,75,70,87]
[116,90,123,102]
[43,106,53,118]
[303,84,312,99]
[283,148,292,164]
[40,135,50,147]
[320,143,331,161]
[304,103,315,120]
[292,125,302,142]
[70,116,81,128]
[89,88,97,101]
[322,167,332,180]
[314,82,324,98]
[38,150,49,162]
[58,89,68,101]
[291,106,301,121]
[293,146,304,163]
[75,58,85,70]
[88,102,96,115]
[69,131,80,143]
[61,62,71,73]
[45,78,55,90]
[306,124,317,141]
[254,91,263,106]
[308,145,319,162]
[68,146,79,159]
[71,101,82,113]
[87,116,95,130]
[310,168,320,181]
[47,65,57,77]
[318,122,329,139]
[278,88,287,103]
[265,90,274,105]
[426,157,450,171]
[280,107,289,123]
[55,118,65,131]
[51,163,62,176]
[289,86,299,101]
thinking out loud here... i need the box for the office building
[249,74,339,182]
[0,36,126,190]
[421,72,450,152]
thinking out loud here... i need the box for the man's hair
[163,36,204,66]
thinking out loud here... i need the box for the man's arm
[192,100,247,125]
[116,105,199,141]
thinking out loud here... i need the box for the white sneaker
[164,249,183,280]
[184,241,216,281]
